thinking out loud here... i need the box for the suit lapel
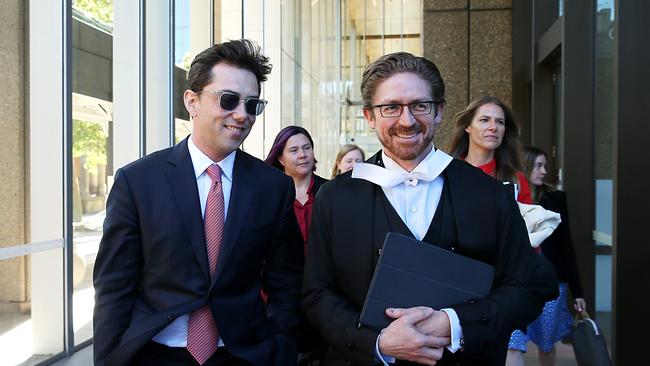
[164,138,210,279]
[422,176,456,250]
[212,150,254,283]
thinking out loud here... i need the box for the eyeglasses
[198,90,268,116]
[370,100,445,118]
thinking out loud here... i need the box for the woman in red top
[265,126,327,364]
[449,96,534,366]
[447,95,532,204]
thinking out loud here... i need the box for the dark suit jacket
[312,174,328,195]
[93,138,304,366]
[538,190,583,298]
[301,152,558,365]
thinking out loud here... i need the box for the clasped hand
[377,306,451,365]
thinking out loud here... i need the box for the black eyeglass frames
[198,90,268,116]
[370,100,445,118]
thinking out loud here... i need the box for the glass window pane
[593,0,615,345]
[281,0,298,125]
[403,0,422,35]
[338,0,423,161]
[174,0,212,144]
[276,0,424,174]
[71,0,114,346]
[0,250,65,365]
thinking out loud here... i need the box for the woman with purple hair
[265,126,328,250]
[265,125,328,365]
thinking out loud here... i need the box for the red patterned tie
[187,164,224,365]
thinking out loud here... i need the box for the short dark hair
[361,52,445,111]
[264,126,317,172]
[447,96,523,183]
[187,39,272,94]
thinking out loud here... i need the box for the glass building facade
[1,0,648,364]
[0,1,422,364]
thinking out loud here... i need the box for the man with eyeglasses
[302,52,557,365]
[94,39,304,366]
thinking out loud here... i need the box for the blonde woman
[330,144,365,178]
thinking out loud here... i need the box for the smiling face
[279,133,315,178]
[184,62,259,162]
[363,72,442,170]
[465,103,506,154]
[529,154,547,187]
[337,149,364,174]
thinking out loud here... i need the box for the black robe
[301,151,558,365]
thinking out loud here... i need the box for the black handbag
[572,311,612,366]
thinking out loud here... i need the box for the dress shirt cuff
[440,308,463,353]
[375,332,396,365]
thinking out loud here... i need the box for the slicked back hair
[361,52,445,114]
[187,39,272,95]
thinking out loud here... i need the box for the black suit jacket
[312,174,328,197]
[538,190,583,298]
[301,152,558,365]
[93,138,304,366]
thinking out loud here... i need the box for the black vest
[372,174,466,366]
[373,171,459,254]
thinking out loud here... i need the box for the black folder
[359,232,495,330]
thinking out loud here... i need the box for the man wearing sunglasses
[302,52,558,365]
[94,39,304,366]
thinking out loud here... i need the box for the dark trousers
[132,341,252,366]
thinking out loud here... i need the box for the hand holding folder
[360,232,495,330]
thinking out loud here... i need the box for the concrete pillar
[30,0,65,355]
[469,0,512,105]
[423,0,470,147]
[422,0,512,149]
[113,0,142,172]
[145,0,173,154]
[0,0,27,307]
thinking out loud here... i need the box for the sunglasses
[198,90,268,116]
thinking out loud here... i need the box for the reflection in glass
[0,250,65,365]
[340,0,422,161]
[279,0,424,170]
[174,0,214,144]
[71,0,114,346]
[174,0,192,143]
[594,2,615,240]
[593,0,615,346]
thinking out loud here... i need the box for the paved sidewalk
[55,343,578,366]
[524,341,577,365]
[50,346,92,366]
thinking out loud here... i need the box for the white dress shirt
[152,136,235,347]
[351,147,463,363]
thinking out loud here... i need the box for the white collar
[352,146,452,187]
[187,135,235,182]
